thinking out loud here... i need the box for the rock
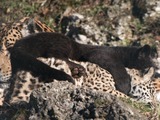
[144,0,160,20]
[0,81,147,120]
[58,0,160,48]
[28,81,146,120]
[60,13,108,45]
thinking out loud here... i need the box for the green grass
[0,0,40,22]
[121,98,153,114]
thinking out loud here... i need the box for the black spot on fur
[94,87,99,90]
[21,79,27,83]
[133,86,136,90]
[16,84,23,89]
[13,34,17,37]
[26,96,29,100]
[87,85,91,87]
[28,84,35,90]
[15,31,19,34]
[42,87,46,91]
[13,90,20,97]
[91,81,94,85]
[23,90,29,95]
[103,89,107,91]
[145,93,149,97]
[30,78,36,84]
[18,96,23,99]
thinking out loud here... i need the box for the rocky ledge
[0,81,149,120]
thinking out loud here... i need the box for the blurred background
[0,0,160,48]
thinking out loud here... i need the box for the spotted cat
[9,57,156,104]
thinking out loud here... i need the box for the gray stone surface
[28,81,146,120]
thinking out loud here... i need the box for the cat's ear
[143,67,155,82]
[138,45,151,58]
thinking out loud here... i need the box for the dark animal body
[9,32,154,95]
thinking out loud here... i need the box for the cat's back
[14,32,72,47]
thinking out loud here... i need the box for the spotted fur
[127,67,160,103]
[0,52,11,106]
[0,17,54,52]
[42,58,158,103]
[0,52,12,82]
[130,76,160,103]
[0,17,55,105]
[0,18,157,106]
[0,17,55,81]
[9,57,155,104]
[10,71,42,103]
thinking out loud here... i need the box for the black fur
[9,47,75,84]
[9,32,155,95]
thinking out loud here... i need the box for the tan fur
[10,71,42,103]
[0,52,12,82]
[0,17,157,105]
[1,17,29,51]
[0,17,55,105]
[9,57,129,104]
[0,17,54,52]
[33,18,54,33]
[10,57,155,104]
[129,68,160,103]
[39,58,153,98]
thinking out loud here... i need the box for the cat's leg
[96,62,131,95]
[107,64,131,95]
[80,53,131,95]
[9,48,75,84]
[64,59,86,78]
[46,51,86,78]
